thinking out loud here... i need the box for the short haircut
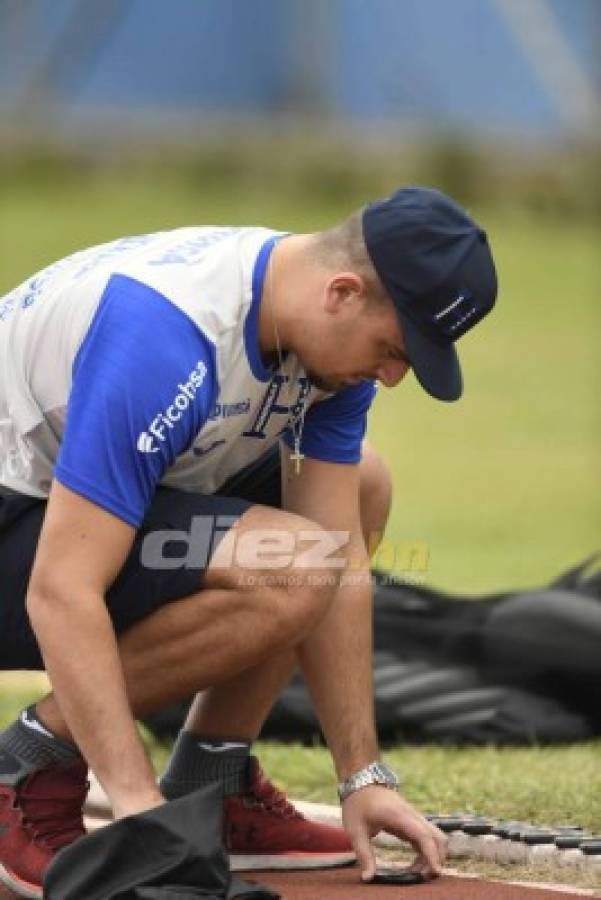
[312,210,388,303]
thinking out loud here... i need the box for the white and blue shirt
[0,227,376,527]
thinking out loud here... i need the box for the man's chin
[306,371,348,392]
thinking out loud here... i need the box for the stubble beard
[306,369,349,392]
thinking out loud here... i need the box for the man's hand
[342,785,448,881]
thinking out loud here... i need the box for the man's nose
[376,360,410,387]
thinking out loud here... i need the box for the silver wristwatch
[337,761,400,802]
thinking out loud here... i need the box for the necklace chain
[266,240,306,475]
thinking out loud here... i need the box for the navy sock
[160,732,251,799]
[0,705,81,785]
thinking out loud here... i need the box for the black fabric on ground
[43,784,279,900]
[143,556,601,746]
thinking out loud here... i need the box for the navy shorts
[0,448,281,671]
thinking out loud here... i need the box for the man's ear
[323,272,366,315]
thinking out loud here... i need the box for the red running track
[0,866,591,899]
[246,867,591,899]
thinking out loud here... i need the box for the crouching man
[0,187,496,896]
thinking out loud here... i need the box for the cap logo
[434,294,466,321]
[430,290,479,340]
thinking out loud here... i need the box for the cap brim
[399,312,463,402]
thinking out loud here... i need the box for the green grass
[0,166,599,856]
[255,742,601,833]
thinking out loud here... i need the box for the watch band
[337,761,400,802]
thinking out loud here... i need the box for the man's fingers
[432,823,449,863]
[342,787,448,883]
[352,829,376,882]
[414,832,444,876]
[407,851,440,879]
[386,819,444,876]
[426,822,448,870]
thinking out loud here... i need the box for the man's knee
[359,441,393,546]
[206,505,340,644]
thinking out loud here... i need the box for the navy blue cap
[362,187,497,401]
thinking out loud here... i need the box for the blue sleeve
[282,380,377,464]
[54,274,217,527]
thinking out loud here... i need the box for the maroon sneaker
[224,757,355,871]
[0,761,89,898]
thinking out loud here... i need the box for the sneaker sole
[0,862,42,899]
[230,851,356,871]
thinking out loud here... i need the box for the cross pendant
[290,448,305,475]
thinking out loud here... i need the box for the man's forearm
[27,587,160,816]
[296,547,379,780]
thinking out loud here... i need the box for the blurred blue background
[1,0,599,139]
